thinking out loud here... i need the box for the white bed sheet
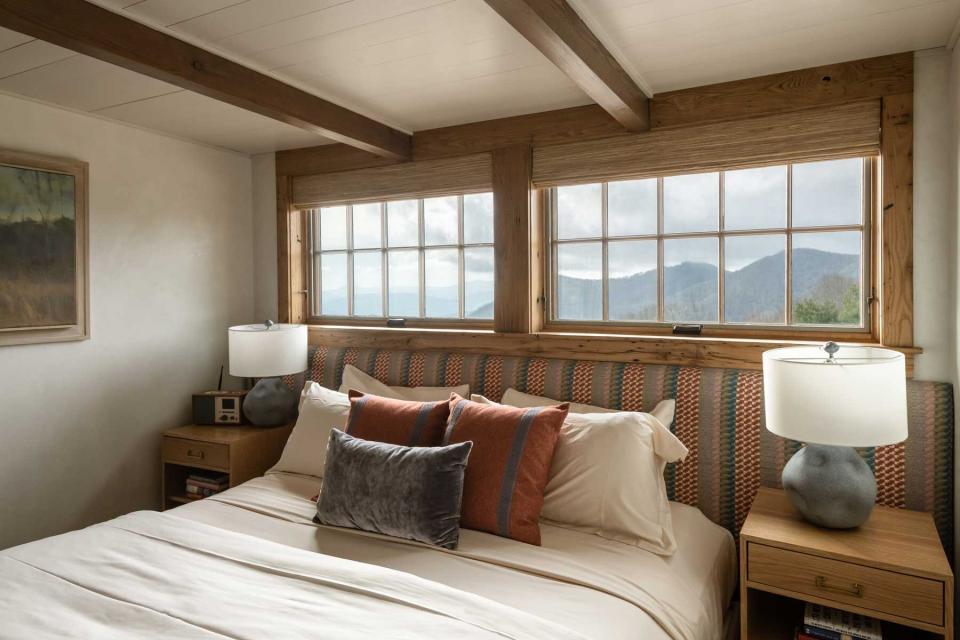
[173,472,737,640]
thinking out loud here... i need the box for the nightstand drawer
[747,543,944,626]
[163,437,229,470]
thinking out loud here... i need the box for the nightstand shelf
[741,488,953,640]
[161,424,293,510]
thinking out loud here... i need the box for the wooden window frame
[276,53,916,371]
[301,193,495,329]
[540,157,878,343]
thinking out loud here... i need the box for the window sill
[305,324,920,375]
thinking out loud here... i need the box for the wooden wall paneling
[306,326,918,375]
[493,146,534,333]
[880,93,914,347]
[276,172,307,323]
[482,0,649,130]
[292,153,493,207]
[533,100,881,186]
[0,0,411,159]
[652,52,913,129]
[413,105,623,160]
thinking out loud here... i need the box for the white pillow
[500,388,680,457]
[477,389,687,555]
[270,382,349,478]
[339,364,469,401]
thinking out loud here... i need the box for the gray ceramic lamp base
[782,444,877,529]
[243,377,299,427]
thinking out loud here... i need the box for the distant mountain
[558,248,859,324]
[317,248,860,325]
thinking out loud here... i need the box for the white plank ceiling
[0,0,956,155]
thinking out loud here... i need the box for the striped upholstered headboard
[303,345,954,552]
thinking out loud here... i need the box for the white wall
[913,49,957,382]
[252,153,278,323]
[0,93,255,549]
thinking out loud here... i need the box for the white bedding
[0,472,736,640]
[179,473,737,640]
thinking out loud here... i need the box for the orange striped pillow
[443,393,568,545]
[345,391,450,447]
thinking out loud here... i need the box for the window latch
[386,318,406,328]
[672,324,703,336]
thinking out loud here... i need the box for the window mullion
[601,182,609,322]
[786,165,794,326]
[418,199,426,319]
[718,172,725,324]
[458,195,465,319]
[657,178,664,323]
[381,202,388,318]
[346,205,354,317]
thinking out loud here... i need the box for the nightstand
[740,487,953,640]
[161,424,293,510]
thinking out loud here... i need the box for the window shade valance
[532,100,881,187]
[291,152,492,207]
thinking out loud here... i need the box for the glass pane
[424,248,459,318]
[464,192,494,244]
[663,237,718,322]
[556,242,602,320]
[464,247,494,319]
[320,252,347,316]
[352,251,382,317]
[724,165,786,230]
[724,234,786,324]
[608,240,657,321]
[319,205,347,250]
[387,199,418,247]
[387,250,419,317]
[792,158,862,227]
[352,203,381,249]
[664,172,719,233]
[556,183,602,239]
[424,195,458,245]
[792,231,862,326]
[608,179,657,236]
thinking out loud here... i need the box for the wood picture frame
[0,149,89,347]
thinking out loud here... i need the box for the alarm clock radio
[192,390,247,425]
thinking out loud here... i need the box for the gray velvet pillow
[314,429,472,549]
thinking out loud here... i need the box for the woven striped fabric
[301,345,954,552]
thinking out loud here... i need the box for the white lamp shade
[762,346,907,447]
[228,323,307,377]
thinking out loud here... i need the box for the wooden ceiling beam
[0,0,411,159]
[482,0,650,131]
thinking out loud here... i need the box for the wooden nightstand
[161,424,293,510]
[740,488,953,640]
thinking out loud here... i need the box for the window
[549,157,870,331]
[307,193,494,321]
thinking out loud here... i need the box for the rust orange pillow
[344,391,450,447]
[443,393,568,545]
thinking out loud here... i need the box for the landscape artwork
[0,161,78,331]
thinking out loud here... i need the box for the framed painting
[0,150,88,346]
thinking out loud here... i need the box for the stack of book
[798,604,882,640]
[185,473,228,500]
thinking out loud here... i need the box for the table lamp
[228,321,307,426]
[762,342,907,528]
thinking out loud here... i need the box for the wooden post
[493,145,534,333]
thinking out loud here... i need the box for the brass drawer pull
[815,575,863,597]
[186,449,205,460]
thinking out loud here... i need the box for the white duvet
[0,473,736,640]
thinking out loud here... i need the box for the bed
[2,471,736,640]
[1,345,952,639]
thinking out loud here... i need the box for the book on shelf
[801,604,881,640]
[184,472,229,499]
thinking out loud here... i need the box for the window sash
[306,195,493,321]
[546,159,873,331]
